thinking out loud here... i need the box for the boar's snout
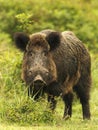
[33,74,46,86]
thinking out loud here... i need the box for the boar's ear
[14,32,30,51]
[46,32,61,51]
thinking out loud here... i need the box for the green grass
[0,40,98,130]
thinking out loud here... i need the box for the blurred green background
[0,0,98,52]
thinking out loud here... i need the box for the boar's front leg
[47,95,57,111]
[62,92,73,119]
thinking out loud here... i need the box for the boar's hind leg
[62,92,73,119]
[74,80,91,120]
[48,95,57,111]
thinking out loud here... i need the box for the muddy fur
[14,29,91,120]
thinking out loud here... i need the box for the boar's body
[42,30,91,94]
[14,29,91,120]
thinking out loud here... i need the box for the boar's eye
[28,51,35,57]
[43,50,48,57]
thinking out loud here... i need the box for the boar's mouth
[28,75,47,100]
[30,74,47,87]
[33,79,46,87]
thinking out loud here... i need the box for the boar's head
[14,31,61,96]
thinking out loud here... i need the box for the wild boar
[14,29,91,119]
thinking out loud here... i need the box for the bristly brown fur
[29,34,50,50]
[14,29,91,120]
